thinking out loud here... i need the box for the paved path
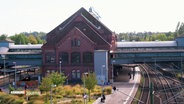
[93,67,141,104]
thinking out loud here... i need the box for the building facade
[42,7,116,82]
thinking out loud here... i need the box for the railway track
[138,64,184,104]
[146,64,184,104]
[139,65,150,104]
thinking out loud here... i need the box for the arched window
[71,52,81,64]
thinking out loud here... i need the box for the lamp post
[50,84,56,104]
[13,62,16,88]
[112,60,115,83]
[83,72,88,104]
[59,60,62,74]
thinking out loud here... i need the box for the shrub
[104,86,112,94]
[72,85,82,95]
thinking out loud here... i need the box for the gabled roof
[43,7,112,47]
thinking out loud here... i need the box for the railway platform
[93,67,141,104]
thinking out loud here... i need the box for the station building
[42,7,117,83]
[1,7,184,84]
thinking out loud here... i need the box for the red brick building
[42,7,116,82]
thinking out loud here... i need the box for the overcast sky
[0,0,184,36]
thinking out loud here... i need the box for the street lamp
[50,84,56,104]
[13,62,16,88]
[59,60,62,74]
[112,60,115,83]
[83,72,88,104]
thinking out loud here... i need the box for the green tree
[10,34,29,44]
[36,36,43,44]
[0,34,7,40]
[49,72,66,86]
[28,35,37,44]
[82,72,97,101]
[157,34,167,41]
[39,76,53,102]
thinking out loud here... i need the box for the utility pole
[50,84,56,104]
[150,82,154,104]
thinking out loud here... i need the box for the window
[72,70,76,79]
[77,70,80,78]
[59,52,69,64]
[71,38,80,47]
[72,70,80,79]
[71,52,81,64]
[83,52,93,64]
[45,52,55,63]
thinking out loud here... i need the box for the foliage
[103,86,112,94]
[49,72,66,86]
[0,92,24,104]
[28,35,37,44]
[39,76,53,103]
[8,31,46,44]
[8,84,15,93]
[0,34,7,40]
[39,77,53,92]
[82,72,97,101]
[175,22,184,38]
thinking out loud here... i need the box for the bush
[72,85,83,95]
[104,86,112,94]
[0,92,24,104]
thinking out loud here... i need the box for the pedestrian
[101,94,105,103]
[133,68,135,80]
[128,72,131,79]
[113,86,116,92]
[83,93,87,104]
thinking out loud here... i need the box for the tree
[0,34,7,40]
[39,76,53,102]
[28,35,37,44]
[82,72,97,101]
[49,72,66,86]
[10,34,29,44]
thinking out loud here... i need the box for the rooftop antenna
[89,6,101,20]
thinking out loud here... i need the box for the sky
[0,0,184,36]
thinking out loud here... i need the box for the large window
[45,52,55,63]
[71,52,81,64]
[83,52,93,64]
[59,52,69,64]
[72,70,80,79]
[71,38,80,47]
